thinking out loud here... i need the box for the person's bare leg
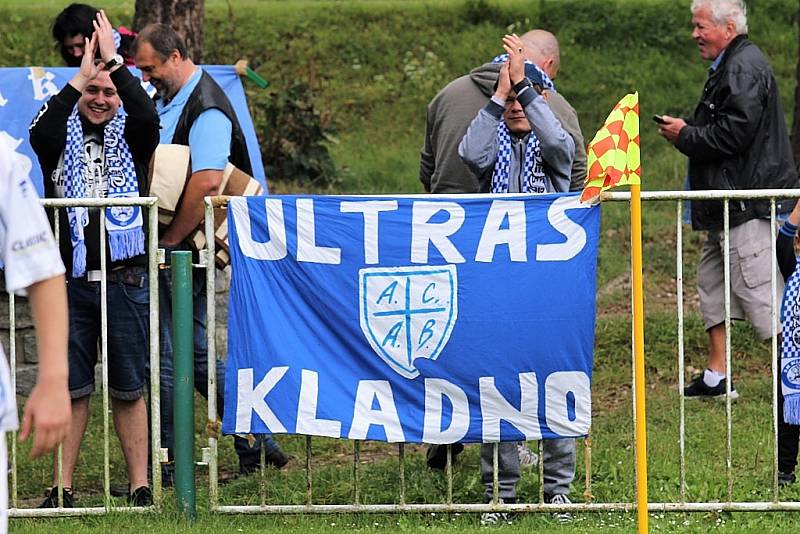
[51,396,90,488]
[111,397,149,490]
[707,323,726,373]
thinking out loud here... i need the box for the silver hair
[691,0,748,34]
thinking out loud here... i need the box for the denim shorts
[67,274,150,400]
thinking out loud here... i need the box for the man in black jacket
[132,23,287,479]
[658,0,798,399]
[29,10,157,507]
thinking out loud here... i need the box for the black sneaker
[110,483,130,497]
[266,447,289,469]
[684,375,739,400]
[426,443,465,470]
[38,487,74,508]
[779,471,796,486]
[129,486,153,507]
[239,448,290,475]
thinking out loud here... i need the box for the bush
[259,84,338,188]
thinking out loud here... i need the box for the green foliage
[3,1,800,531]
[258,84,338,187]
[461,0,510,26]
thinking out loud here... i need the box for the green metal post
[172,251,196,520]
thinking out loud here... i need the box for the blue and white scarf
[491,122,547,193]
[489,54,552,194]
[63,109,144,278]
[490,54,557,93]
[781,263,800,424]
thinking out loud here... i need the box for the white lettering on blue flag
[224,193,599,443]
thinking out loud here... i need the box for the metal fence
[7,196,161,517]
[202,190,800,516]
[7,190,800,518]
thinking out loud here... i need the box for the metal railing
[7,196,161,517]
[8,189,797,518]
[202,190,800,516]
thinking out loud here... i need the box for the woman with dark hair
[52,3,137,67]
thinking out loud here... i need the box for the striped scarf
[490,54,557,93]
[489,54,554,193]
[63,109,144,278]
[491,122,547,193]
[781,263,800,424]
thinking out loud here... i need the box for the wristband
[512,77,532,95]
[103,54,123,71]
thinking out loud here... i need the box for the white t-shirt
[0,138,65,432]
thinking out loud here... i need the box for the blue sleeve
[188,108,232,172]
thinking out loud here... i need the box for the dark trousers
[154,264,279,473]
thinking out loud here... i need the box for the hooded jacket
[676,34,798,231]
[457,88,574,193]
[420,62,586,194]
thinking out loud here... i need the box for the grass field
[3,0,800,531]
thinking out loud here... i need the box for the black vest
[171,70,253,175]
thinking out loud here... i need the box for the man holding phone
[657,0,797,399]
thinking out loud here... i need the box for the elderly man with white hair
[657,0,798,399]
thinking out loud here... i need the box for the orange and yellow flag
[579,92,641,203]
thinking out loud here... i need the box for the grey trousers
[480,439,576,501]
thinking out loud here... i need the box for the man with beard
[132,24,288,482]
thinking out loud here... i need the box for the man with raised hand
[458,34,576,525]
[29,10,157,507]
[132,23,287,482]
[658,0,798,399]
[419,28,586,194]
[420,29,583,525]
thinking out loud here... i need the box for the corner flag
[580,92,640,203]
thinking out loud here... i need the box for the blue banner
[0,65,266,195]
[224,193,599,443]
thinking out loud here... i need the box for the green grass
[3,0,800,531]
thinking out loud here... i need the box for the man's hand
[69,31,103,92]
[502,34,526,85]
[93,10,118,68]
[19,377,70,458]
[657,115,686,145]
[493,62,512,102]
[787,195,800,227]
[20,275,70,459]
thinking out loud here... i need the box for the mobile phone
[652,114,667,124]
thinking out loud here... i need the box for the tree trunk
[133,0,205,64]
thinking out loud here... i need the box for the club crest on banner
[359,265,458,379]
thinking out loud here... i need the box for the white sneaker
[546,493,573,523]
[517,442,539,468]
[480,498,514,526]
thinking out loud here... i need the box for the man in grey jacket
[460,34,576,525]
[421,31,581,525]
[419,29,586,194]
[458,58,573,193]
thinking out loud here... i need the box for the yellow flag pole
[630,183,649,532]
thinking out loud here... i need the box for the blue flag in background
[0,65,266,195]
[224,193,599,443]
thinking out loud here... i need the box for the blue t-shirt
[156,68,232,172]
